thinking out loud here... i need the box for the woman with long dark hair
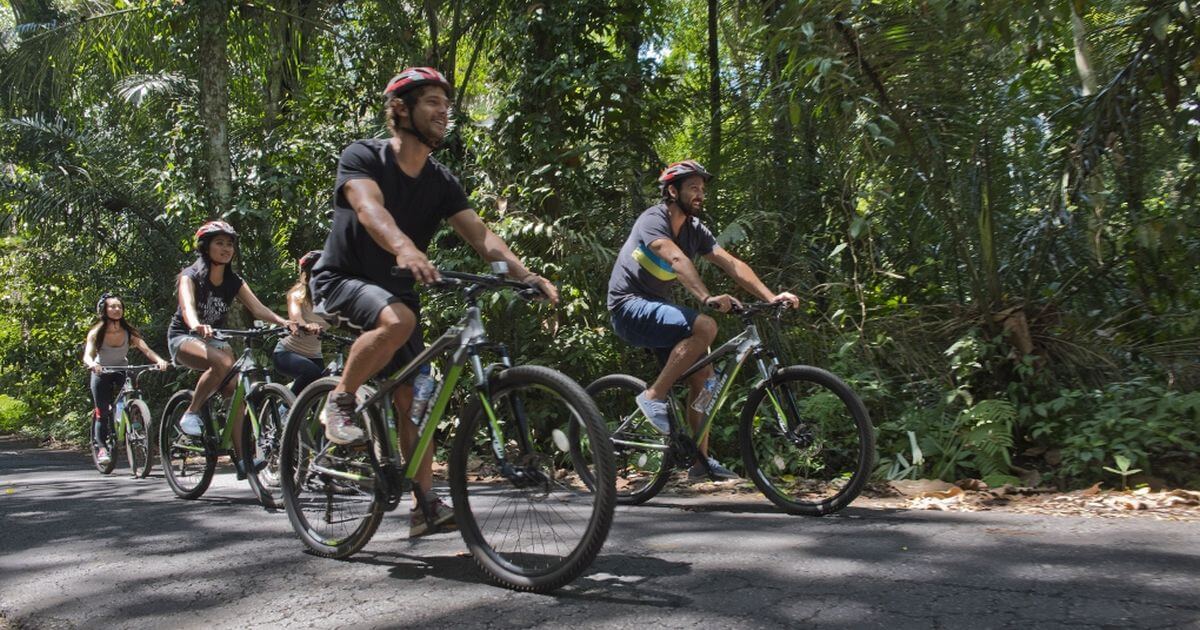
[272,250,330,395]
[166,221,309,478]
[82,293,169,465]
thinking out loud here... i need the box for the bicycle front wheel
[243,382,295,509]
[159,390,215,499]
[570,374,672,505]
[739,366,875,516]
[450,365,616,593]
[124,399,153,478]
[279,377,384,559]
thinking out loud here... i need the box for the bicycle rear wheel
[243,382,295,509]
[450,365,615,593]
[124,399,153,478]
[280,377,384,559]
[739,366,875,516]
[569,374,672,505]
[159,390,215,499]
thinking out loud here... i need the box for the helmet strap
[399,124,441,150]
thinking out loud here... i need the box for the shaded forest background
[1,0,1198,488]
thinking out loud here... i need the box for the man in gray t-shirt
[606,160,799,481]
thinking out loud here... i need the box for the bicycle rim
[280,378,383,558]
[740,366,874,515]
[159,391,214,499]
[451,365,615,592]
[576,374,671,505]
[125,400,152,478]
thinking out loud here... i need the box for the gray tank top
[279,299,327,359]
[97,330,130,367]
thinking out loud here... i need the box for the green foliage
[0,0,1198,489]
[0,394,29,433]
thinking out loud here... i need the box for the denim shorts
[167,334,232,366]
[610,297,700,365]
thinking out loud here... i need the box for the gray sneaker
[635,392,671,434]
[689,456,740,481]
[321,391,364,445]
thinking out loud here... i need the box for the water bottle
[691,369,723,413]
[410,364,435,425]
[114,401,128,429]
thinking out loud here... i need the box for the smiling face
[206,234,236,265]
[400,85,451,142]
[671,175,706,216]
[103,297,124,322]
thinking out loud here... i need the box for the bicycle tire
[450,365,616,593]
[242,382,295,509]
[739,365,874,516]
[280,377,384,559]
[159,390,216,499]
[569,374,673,505]
[124,399,153,478]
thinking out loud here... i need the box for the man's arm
[704,246,800,307]
[704,246,775,301]
[448,210,559,303]
[343,178,439,284]
[647,238,715,304]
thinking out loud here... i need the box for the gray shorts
[167,334,232,366]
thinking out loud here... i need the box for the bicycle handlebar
[98,364,166,374]
[390,267,548,301]
[730,300,793,317]
[210,326,289,341]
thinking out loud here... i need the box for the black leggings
[272,348,324,396]
[90,371,126,445]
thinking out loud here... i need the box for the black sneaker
[688,456,740,482]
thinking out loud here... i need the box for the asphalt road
[2,439,1198,629]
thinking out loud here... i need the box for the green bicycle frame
[327,303,509,488]
[176,346,267,454]
[664,323,779,447]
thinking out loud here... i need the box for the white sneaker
[180,411,204,437]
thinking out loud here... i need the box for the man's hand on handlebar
[704,294,742,313]
[522,273,560,305]
[395,246,441,284]
[771,291,800,309]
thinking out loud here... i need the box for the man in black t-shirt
[606,160,799,481]
[312,67,557,536]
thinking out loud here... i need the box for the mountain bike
[571,301,875,516]
[158,327,295,508]
[91,364,162,477]
[279,264,616,593]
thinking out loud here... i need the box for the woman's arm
[132,335,170,370]
[178,275,212,337]
[237,283,293,330]
[83,329,101,373]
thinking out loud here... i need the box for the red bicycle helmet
[195,220,238,244]
[298,250,322,271]
[384,67,452,99]
[659,160,713,186]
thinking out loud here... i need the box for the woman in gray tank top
[83,294,169,465]
[272,251,331,395]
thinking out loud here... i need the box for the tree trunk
[707,0,721,177]
[198,0,234,212]
[424,0,441,66]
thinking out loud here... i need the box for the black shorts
[311,270,424,382]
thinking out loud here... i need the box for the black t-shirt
[607,204,718,310]
[313,139,471,293]
[167,259,245,339]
